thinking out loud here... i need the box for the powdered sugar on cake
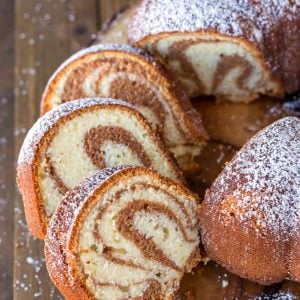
[208,117,300,240]
[17,98,136,165]
[129,0,299,45]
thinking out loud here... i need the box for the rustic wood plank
[14,1,99,299]
[0,1,15,299]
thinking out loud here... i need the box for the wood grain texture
[0,1,14,300]
[13,0,102,298]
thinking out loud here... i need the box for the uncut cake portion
[128,0,299,102]
[45,166,200,300]
[41,44,208,168]
[200,117,300,284]
[17,98,184,239]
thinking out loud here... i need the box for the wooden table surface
[0,1,129,299]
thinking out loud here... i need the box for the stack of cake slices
[17,0,300,299]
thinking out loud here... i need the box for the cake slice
[128,0,299,102]
[200,117,300,284]
[45,166,200,300]
[40,44,208,168]
[17,98,184,239]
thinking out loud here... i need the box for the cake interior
[144,34,281,102]
[37,107,180,217]
[47,51,203,163]
[74,173,199,299]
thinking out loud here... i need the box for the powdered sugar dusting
[17,98,136,165]
[129,0,298,44]
[208,117,300,240]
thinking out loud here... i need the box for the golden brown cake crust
[17,98,184,240]
[17,159,47,240]
[128,0,300,94]
[199,117,300,285]
[45,166,200,299]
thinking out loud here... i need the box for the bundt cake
[199,117,300,284]
[128,0,300,102]
[45,166,200,299]
[40,44,208,168]
[17,98,184,239]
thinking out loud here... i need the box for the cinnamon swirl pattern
[128,0,300,101]
[45,166,200,300]
[133,34,282,102]
[17,98,183,239]
[40,44,208,168]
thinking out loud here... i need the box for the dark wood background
[0,1,129,299]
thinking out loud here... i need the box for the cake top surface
[129,0,299,44]
[18,98,136,165]
[207,117,300,240]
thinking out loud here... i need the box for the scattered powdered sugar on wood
[17,98,137,165]
[207,117,300,240]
